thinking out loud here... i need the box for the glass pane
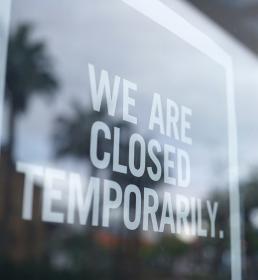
[1,0,258,279]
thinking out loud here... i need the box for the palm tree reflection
[6,23,58,161]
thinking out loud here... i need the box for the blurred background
[0,0,258,279]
